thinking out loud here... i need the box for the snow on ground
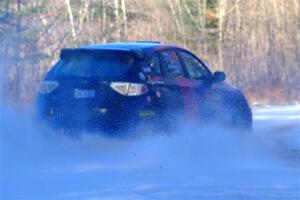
[253,105,300,120]
[0,105,299,200]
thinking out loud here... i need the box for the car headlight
[38,81,59,94]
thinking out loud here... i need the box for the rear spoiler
[60,48,144,60]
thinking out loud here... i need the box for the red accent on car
[175,78,200,121]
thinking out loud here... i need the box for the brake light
[38,81,59,94]
[110,82,148,96]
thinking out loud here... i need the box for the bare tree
[120,0,127,40]
[65,0,77,43]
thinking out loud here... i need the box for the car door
[147,50,186,119]
[144,52,166,114]
[176,49,213,120]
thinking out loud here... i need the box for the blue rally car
[36,42,252,132]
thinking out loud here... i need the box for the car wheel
[222,101,252,131]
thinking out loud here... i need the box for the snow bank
[253,105,300,120]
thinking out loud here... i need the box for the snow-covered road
[0,105,299,200]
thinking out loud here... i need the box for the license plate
[74,89,95,98]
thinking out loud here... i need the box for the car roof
[59,42,190,61]
[79,42,182,57]
[81,42,166,50]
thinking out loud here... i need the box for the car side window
[160,50,185,78]
[178,51,210,79]
[149,54,161,75]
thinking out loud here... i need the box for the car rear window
[54,50,136,77]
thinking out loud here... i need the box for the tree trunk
[114,0,120,40]
[65,0,77,43]
[218,0,225,70]
[121,0,128,40]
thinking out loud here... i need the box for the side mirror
[212,71,226,82]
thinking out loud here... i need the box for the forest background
[1,0,299,107]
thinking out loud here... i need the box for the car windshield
[54,50,136,77]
